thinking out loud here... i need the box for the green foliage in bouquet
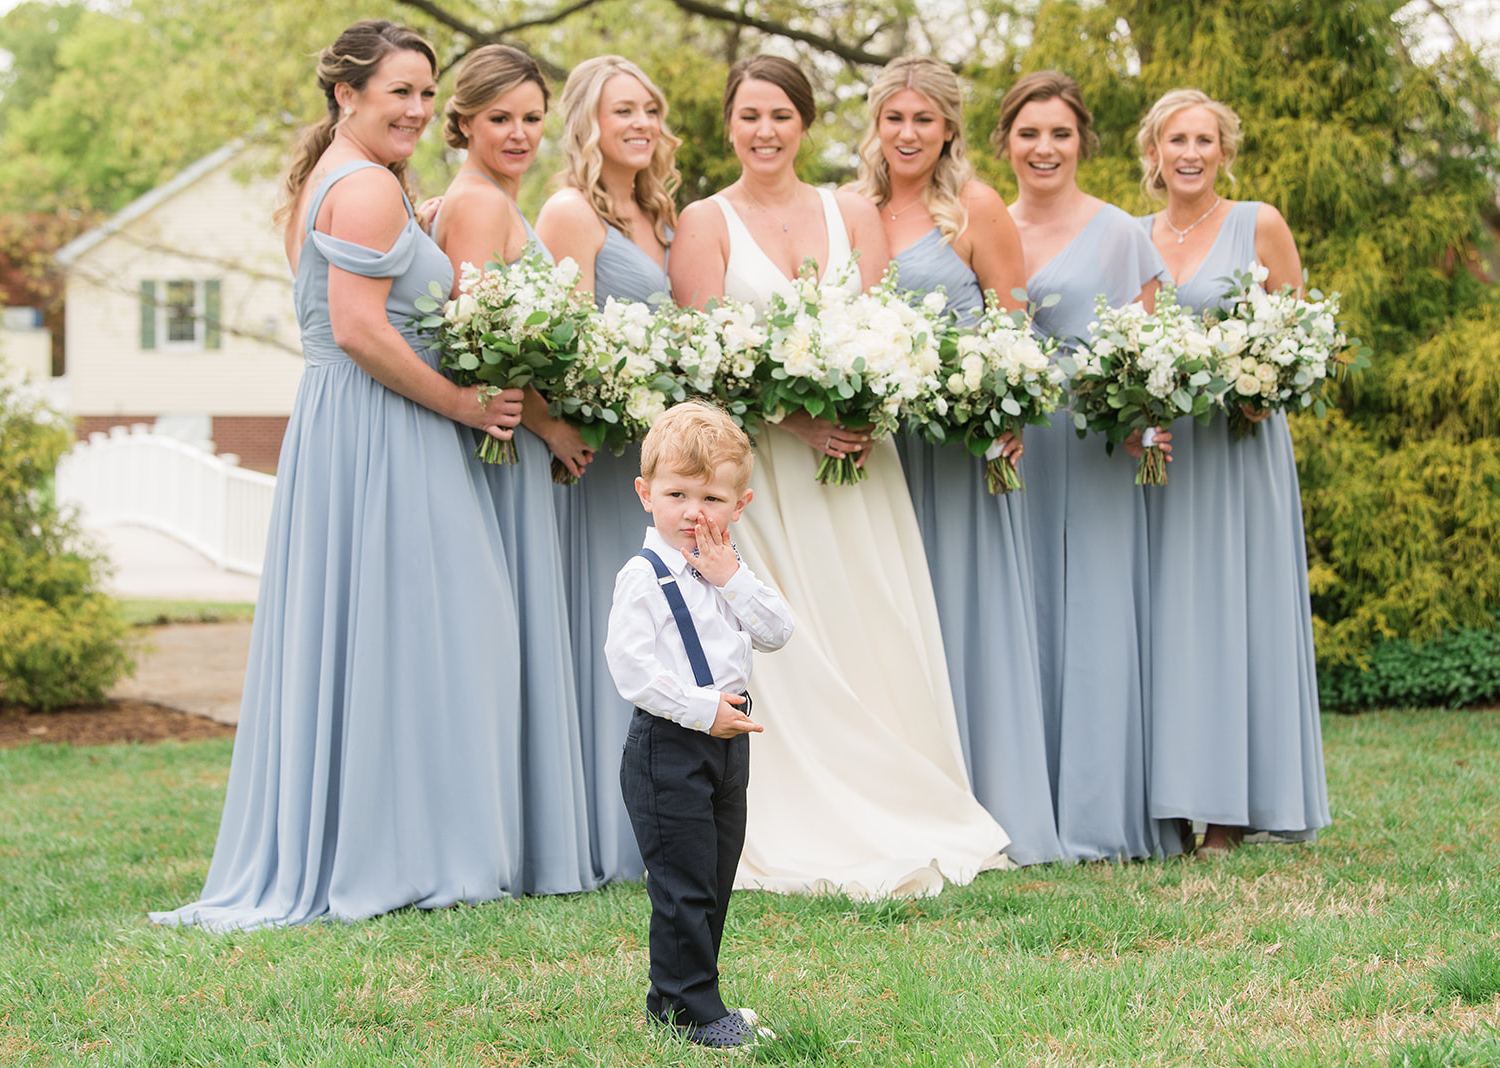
[0,379,135,710]
[970,0,1500,669]
[415,255,592,466]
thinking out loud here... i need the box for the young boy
[605,401,794,1050]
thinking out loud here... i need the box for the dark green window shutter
[204,279,222,350]
[140,280,156,350]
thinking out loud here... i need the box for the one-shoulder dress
[554,223,672,885]
[1137,201,1329,840]
[449,171,596,895]
[1023,203,1182,861]
[152,161,527,930]
[891,228,1063,867]
[712,191,1011,898]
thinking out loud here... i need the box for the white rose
[1235,373,1261,396]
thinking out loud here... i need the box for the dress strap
[637,549,715,688]
[710,194,755,247]
[304,160,412,238]
[814,187,852,265]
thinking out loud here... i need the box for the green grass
[2,710,1498,1066]
[116,599,256,626]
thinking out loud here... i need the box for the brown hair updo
[990,70,1098,160]
[443,44,550,151]
[722,55,816,131]
[275,20,437,227]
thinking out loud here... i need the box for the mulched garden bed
[0,701,235,749]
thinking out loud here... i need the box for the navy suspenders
[637,549,715,688]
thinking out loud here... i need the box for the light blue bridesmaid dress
[454,171,595,895]
[892,229,1063,866]
[1024,204,1183,861]
[554,224,671,884]
[1137,201,1329,840]
[152,161,526,930]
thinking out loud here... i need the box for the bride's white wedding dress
[712,189,1010,899]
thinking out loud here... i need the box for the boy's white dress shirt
[605,526,795,732]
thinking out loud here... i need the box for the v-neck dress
[891,227,1063,866]
[553,221,672,885]
[1137,201,1328,840]
[711,190,1011,898]
[1023,203,1183,861]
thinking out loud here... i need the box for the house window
[140,279,221,351]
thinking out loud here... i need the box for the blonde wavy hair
[274,20,436,228]
[1136,88,1242,201]
[852,56,975,245]
[556,56,680,244]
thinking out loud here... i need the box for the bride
[669,54,1009,899]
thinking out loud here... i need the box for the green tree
[964,0,1500,668]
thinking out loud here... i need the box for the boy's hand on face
[708,692,762,738]
[685,518,740,587]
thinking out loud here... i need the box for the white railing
[55,424,276,576]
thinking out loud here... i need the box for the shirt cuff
[717,562,753,598]
[682,686,723,733]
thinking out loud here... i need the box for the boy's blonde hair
[640,401,754,491]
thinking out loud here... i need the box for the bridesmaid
[995,70,1183,861]
[534,55,678,885]
[152,21,528,928]
[433,45,595,895]
[850,56,1062,866]
[1136,88,1329,855]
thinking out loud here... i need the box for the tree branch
[664,0,898,67]
[503,0,612,34]
[392,0,494,45]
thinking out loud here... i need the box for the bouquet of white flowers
[659,298,768,435]
[761,263,944,485]
[545,297,685,483]
[415,251,593,464]
[1064,287,1225,485]
[908,291,1065,494]
[1207,264,1370,439]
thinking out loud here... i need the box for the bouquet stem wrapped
[1206,264,1371,440]
[908,290,1064,495]
[761,262,943,486]
[1064,286,1226,486]
[415,253,592,465]
[548,296,684,484]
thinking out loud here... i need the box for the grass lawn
[115,599,256,627]
[2,709,1498,1066]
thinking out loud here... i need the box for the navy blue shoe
[657,1009,758,1049]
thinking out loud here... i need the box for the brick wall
[75,415,157,438]
[212,415,289,473]
[72,414,287,474]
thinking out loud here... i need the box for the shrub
[0,376,135,710]
[1320,616,1500,712]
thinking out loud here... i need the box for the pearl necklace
[1163,196,1220,244]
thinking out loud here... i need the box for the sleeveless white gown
[712,190,1010,899]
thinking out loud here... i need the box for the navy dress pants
[620,707,749,1025]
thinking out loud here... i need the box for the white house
[1,307,53,384]
[55,141,301,472]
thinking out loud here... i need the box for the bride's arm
[835,189,890,291]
